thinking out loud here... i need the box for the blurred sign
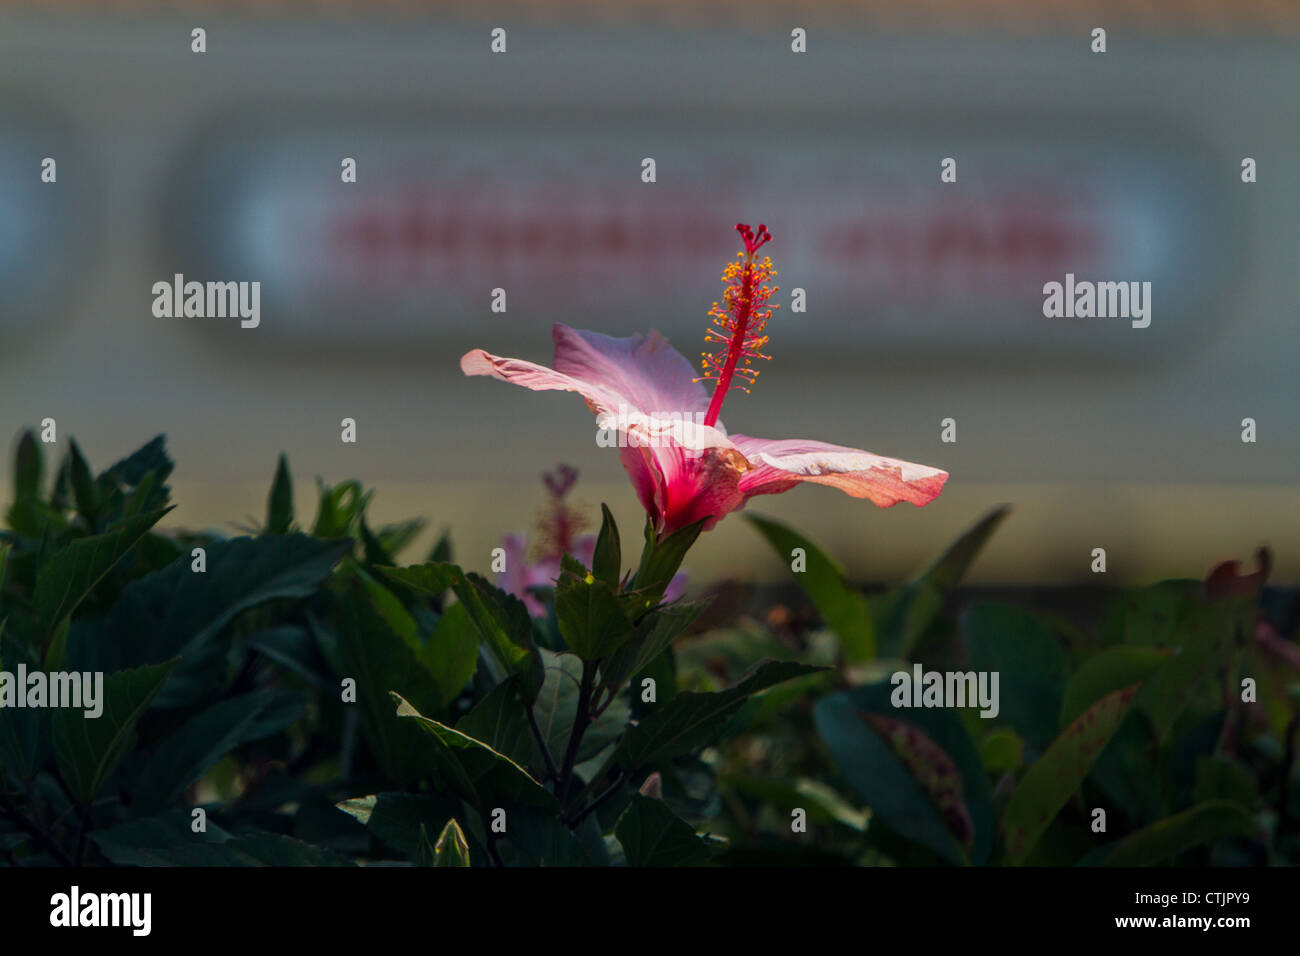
[170,115,1231,360]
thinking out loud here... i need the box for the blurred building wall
[0,3,1296,584]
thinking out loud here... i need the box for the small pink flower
[464,223,948,538]
[498,465,597,616]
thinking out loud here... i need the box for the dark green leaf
[35,507,171,643]
[599,599,709,698]
[555,556,635,661]
[1002,685,1137,864]
[385,563,542,702]
[814,687,977,865]
[1060,645,1170,727]
[335,583,442,782]
[630,515,706,611]
[746,513,874,661]
[962,603,1068,751]
[613,659,825,770]
[592,503,621,588]
[67,533,350,707]
[534,650,630,768]
[337,792,461,860]
[68,440,100,526]
[133,689,306,809]
[266,454,294,534]
[615,793,710,866]
[1100,801,1258,866]
[456,680,535,767]
[52,659,178,804]
[507,806,590,866]
[393,692,557,811]
[425,601,481,707]
[311,479,371,539]
[0,644,52,780]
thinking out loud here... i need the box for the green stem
[556,660,597,808]
[568,772,627,829]
[520,684,560,783]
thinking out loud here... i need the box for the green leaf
[337,792,461,860]
[615,793,710,866]
[723,775,870,831]
[12,429,43,504]
[248,626,330,688]
[0,644,52,780]
[507,806,590,865]
[613,659,826,770]
[1101,580,1201,648]
[592,503,622,588]
[814,683,989,865]
[90,812,231,865]
[599,599,709,698]
[68,440,100,526]
[555,555,635,661]
[534,650,630,768]
[456,680,535,767]
[978,728,1024,774]
[1137,602,1244,741]
[1002,685,1138,865]
[336,583,442,782]
[133,689,306,809]
[35,507,172,643]
[630,515,706,610]
[1193,756,1258,808]
[1100,801,1258,866]
[52,659,178,805]
[91,815,353,866]
[962,603,1068,751]
[1060,645,1171,727]
[311,479,371,539]
[425,601,481,707]
[428,529,453,564]
[67,533,351,708]
[98,435,173,491]
[746,513,874,661]
[7,431,61,539]
[393,692,557,812]
[266,454,294,534]
[225,831,356,866]
[359,518,392,566]
[385,563,542,702]
[877,505,1009,658]
[433,818,471,866]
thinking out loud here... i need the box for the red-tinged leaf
[864,712,974,852]
[1002,685,1137,865]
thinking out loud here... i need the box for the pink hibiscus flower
[463,223,948,539]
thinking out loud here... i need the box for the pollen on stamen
[695,223,780,406]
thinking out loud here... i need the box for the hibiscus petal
[461,325,712,426]
[730,435,948,508]
[620,441,749,536]
[550,324,712,418]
